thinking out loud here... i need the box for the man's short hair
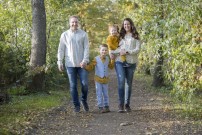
[69,15,79,22]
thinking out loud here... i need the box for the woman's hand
[120,49,127,55]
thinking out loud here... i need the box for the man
[57,15,89,113]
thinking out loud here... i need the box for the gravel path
[25,70,202,135]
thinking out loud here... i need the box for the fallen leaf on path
[120,122,133,126]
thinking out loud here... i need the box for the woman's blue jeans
[115,61,136,106]
[66,67,88,108]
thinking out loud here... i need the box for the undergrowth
[136,73,202,120]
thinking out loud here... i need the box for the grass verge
[0,90,69,134]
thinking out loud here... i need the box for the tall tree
[29,0,46,91]
[152,0,164,87]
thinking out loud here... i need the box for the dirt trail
[25,70,202,135]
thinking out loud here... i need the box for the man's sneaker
[81,101,89,112]
[118,105,124,113]
[74,106,80,113]
[104,106,110,113]
[125,104,131,112]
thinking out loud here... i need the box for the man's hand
[58,64,64,72]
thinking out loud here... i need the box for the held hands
[58,64,64,72]
[109,53,115,60]
[80,62,87,68]
[58,62,87,71]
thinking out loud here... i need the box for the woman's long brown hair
[120,18,139,40]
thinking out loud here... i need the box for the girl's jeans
[66,67,88,108]
[95,82,109,107]
[115,61,136,106]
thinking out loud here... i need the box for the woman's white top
[111,33,141,64]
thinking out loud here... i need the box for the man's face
[69,17,79,31]
[100,47,108,57]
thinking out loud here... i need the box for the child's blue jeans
[95,82,109,107]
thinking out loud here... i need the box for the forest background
[0,0,201,133]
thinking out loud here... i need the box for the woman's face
[123,20,131,33]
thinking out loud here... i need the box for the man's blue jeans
[115,61,136,106]
[66,67,88,108]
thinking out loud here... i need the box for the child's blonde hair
[108,24,119,33]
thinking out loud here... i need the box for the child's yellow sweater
[106,35,119,51]
[107,35,126,62]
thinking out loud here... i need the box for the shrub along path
[25,70,201,135]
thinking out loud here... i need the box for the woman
[113,18,141,113]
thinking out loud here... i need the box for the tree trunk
[152,47,164,87]
[152,0,164,87]
[29,0,46,91]
[0,92,10,104]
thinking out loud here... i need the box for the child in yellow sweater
[106,24,127,65]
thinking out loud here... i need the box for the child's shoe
[104,106,110,113]
[98,107,104,113]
